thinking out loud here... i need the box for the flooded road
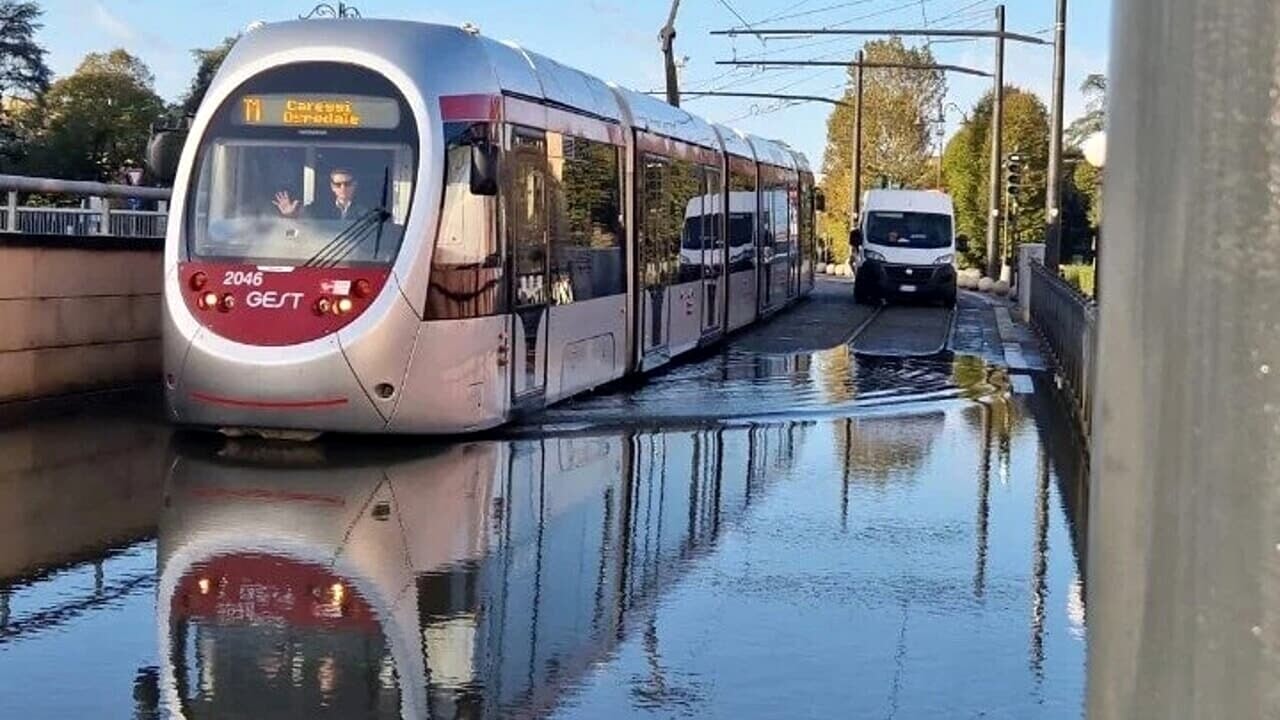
[0,283,1089,718]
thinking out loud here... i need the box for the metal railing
[1028,259,1097,435]
[1,175,171,239]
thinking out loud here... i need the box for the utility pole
[661,0,683,107]
[985,4,1006,281]
[1043,0,1068,271]
[852,50,865,227]
[936,101,946,189]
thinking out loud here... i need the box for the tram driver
[271,167,371,221]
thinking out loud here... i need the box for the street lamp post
[1043,0,1068,271]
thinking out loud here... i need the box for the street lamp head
[1082,132,1107,167]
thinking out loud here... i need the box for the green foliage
[818,38,947,265]
[0,1,51,168]
[180,36,238,118]
[1061,263,1095,297]
[15,49,165,181]
[1073,160,1102,231]
[941,86,1050,269]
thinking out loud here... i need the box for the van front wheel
[941,281,958,308]
[855,268,878,305]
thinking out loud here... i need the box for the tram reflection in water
[157,424,807,717]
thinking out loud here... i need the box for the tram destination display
[235,94,400,129]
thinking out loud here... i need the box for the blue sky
[36,0,1110,167]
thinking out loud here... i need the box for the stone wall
[0,235,162,403]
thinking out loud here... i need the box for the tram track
[849,304,957,357]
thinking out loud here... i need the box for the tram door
[759,179,776,311]
[783,184,793,299]
[507,127,549,405]
[701,166,723,337]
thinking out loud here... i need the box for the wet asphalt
[0,277,1086,719]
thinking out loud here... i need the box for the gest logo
[245,290,305,310]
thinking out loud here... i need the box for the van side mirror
[145,129,188,184]
[849,227,862,248]
[470,142,499,196]
[955,234,970,252]
[814,190,826,213]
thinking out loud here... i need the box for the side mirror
[955,234,970,252]
[849,227,862,248]
[814,190,826,213]
[470,142,499,196]
[145,129,188,184]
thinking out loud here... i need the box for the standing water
[0,289,1088,718]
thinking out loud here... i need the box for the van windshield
[865,211,952,250]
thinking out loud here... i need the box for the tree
[941,86,1049,269]
[1065,73,1106,148]
[0,1,51,168]
[179,35,238,118]
[817,38,947,264]
[0,1,48,98]
[1062,74,1106,251]
[16,49,165,181]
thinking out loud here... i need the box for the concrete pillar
[95,196,110,236]
[1017,243,1044,322]
[1088,2,1280,718]
[4,190,15,233]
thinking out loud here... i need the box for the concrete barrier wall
[0,235,162,403]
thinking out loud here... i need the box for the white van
[851,189,968,307]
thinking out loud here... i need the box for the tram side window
[547,134,625,304]
[641,155,679,287]
[505,127,549,307]
[768,176,790,259]
[788,179,800,252]
[702,166,723,278]
[427,122,505,320]
[641,151,705,287]
[728,168,756,272]
[799,179,814,266]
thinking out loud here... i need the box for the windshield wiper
[301,207,389,269]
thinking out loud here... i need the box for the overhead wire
[687,0,994,90]
[699,0,1010,126]
[715,0,769,46]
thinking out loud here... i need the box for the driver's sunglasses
[331,179,355,187]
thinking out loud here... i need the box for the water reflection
[544,345,1009,430]
[0,361,1090,718]
[156,425,805,718]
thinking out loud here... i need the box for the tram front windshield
[186,63,419,267]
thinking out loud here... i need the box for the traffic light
[1005,154,1024,198]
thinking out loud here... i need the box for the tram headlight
[189,272,208,291]
[314,296,333,315]
[336,297,354,314]
[352,278,372,298]
[218,293,235,312]
[199,291,219,310]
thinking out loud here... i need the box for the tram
[156,425,803,716]
[160,19,819,434]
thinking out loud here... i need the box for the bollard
[1088,1,1280,718]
